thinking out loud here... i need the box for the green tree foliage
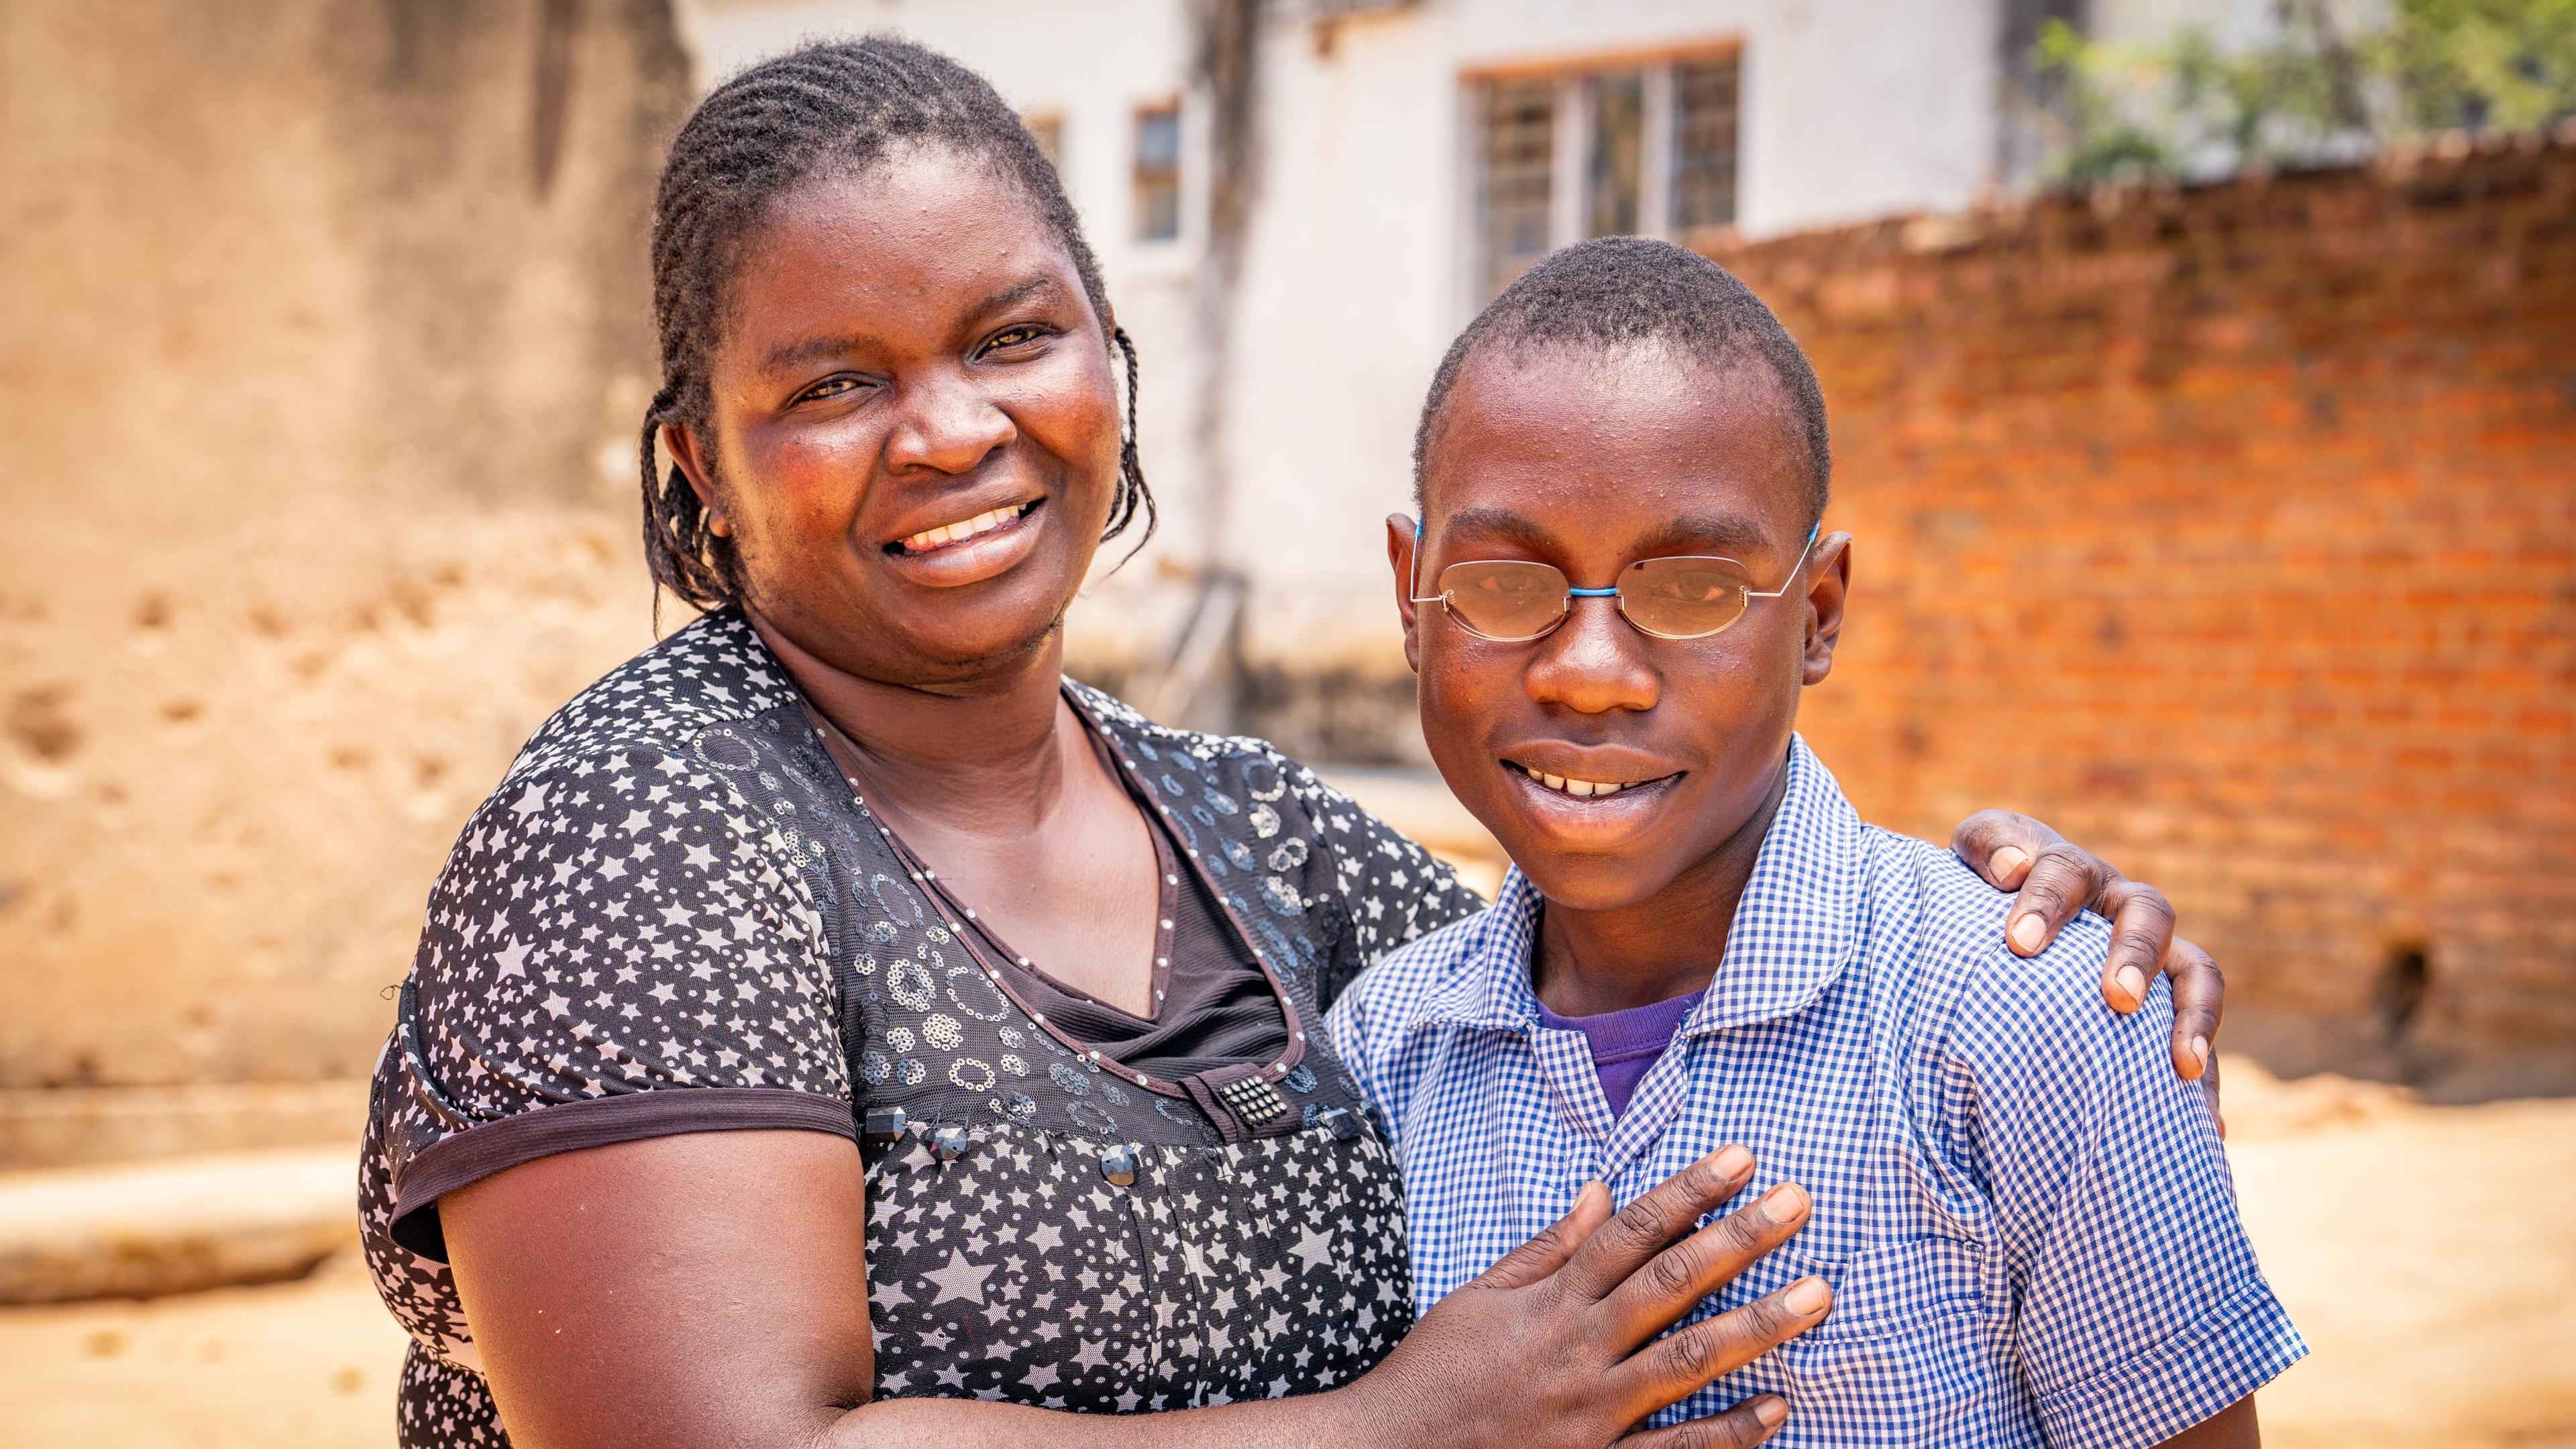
[2026,0,2576,184]
[2388,0,2576,129]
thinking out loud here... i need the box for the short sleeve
[1949,938,2307,1447]
[379,746,855,1258]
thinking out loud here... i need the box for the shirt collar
[1407,735,1868,1038]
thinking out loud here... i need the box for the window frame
[1131,97,1185,245]
[1459,40,1743,309]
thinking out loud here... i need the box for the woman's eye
[798,376,863,403]
[983,325,1048,353]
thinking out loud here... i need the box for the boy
[1327,237,2304,1446]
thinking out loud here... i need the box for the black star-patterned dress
[358,610,1487,1446]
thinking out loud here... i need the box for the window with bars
[1672,60,1739,232]
[1469,48,1741,301]
[1477,78,1555,294]
[1134,103,1182,242]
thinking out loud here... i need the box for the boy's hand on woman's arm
[1951,810,2227,1132]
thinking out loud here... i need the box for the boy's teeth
[1521,766,1625,798]
[903,504,1022,552]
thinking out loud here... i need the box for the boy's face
[1390,343,1849,916]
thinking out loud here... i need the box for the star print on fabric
[1289,1226,1336,1271]
[360,612,1466,1442]
[922,1248,996,1306]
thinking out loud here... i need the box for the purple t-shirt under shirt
[1535,989,1705,1117]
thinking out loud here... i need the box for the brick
[1702,134,2576,1092]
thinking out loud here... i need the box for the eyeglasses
[1411,523,1819,643]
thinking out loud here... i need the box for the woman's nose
[1524,596,1660,714]
[883,370,1016,475]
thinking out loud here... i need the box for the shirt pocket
[1771,1236,2008,1430]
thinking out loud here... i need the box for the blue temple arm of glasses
[1743,523,1825,598]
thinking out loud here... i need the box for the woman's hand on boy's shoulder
[1951,810,2226,1134]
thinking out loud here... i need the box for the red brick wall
[1709,128,2576,1099]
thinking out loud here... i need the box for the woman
[360,39,2226,1449]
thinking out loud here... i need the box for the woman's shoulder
[1065,679,1332,816]
[1065,679,1485,966]
[504,608,804,786]
[437,608,837,923]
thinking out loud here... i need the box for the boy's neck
[1529,759,1792,1018]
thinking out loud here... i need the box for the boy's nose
[1524,596,1660,714]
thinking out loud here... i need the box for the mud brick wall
[0,1,692,1089]
[1710,129,2576,1098]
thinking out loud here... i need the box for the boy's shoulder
[1852,823,2127,1046]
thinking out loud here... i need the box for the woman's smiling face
[669,146,1124,686]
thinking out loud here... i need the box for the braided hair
[639,38,1152,610]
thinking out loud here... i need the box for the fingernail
[2116,965,2147,1005]
[2010,914,2046,953]
[1709,1144,1754,1180]
[1757,1183,1808,1226]
[1784,1277,1831,1316]
[2192,1036,2211,1071]
[1755,1396,1788,1428]
[1990,846,2030,879]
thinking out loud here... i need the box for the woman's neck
[743,603,1079,835]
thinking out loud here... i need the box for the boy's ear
[1386,513,1424,675]
[1802,531,1851,686]
[661,422,733,539]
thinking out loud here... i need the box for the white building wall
[676,0,2019,699]
[1227,0,2006,669]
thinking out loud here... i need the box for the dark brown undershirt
[989,826,1291,1083]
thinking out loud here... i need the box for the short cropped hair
[1413,237,1831,527]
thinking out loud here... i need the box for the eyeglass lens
[1437,560,1572,639]
[1434,557,1755,641]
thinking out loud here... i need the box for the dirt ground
[1,1061,2569,1448]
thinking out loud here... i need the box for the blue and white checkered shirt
[1328,737,2305,1447]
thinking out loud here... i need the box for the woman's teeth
[1522,765,1625,798]
[902,503,1028,553]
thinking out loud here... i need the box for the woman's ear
[1386,513,1424,675]
[661,422,732,539]
[1802,531,1851,686]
